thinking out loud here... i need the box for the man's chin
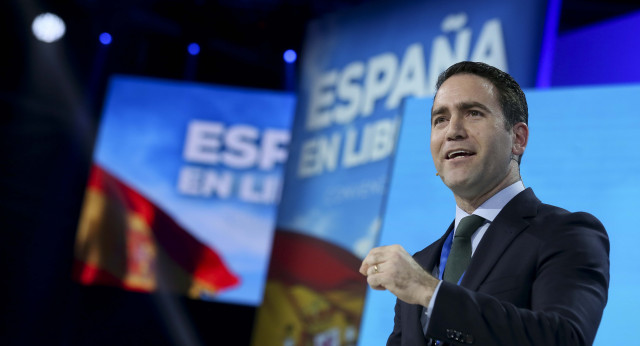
[443,177,482,197]
[441,174,472,190]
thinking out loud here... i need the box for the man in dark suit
[359,61,609,345]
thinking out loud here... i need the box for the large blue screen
[359,84,640,345]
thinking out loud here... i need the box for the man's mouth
[446,150,476,160]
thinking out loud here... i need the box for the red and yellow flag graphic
[73,164,239,298]
[252,230,367,345]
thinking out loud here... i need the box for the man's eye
[469,110,482,117]
[433,117,445,125]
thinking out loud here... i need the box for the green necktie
[443,214,485,283]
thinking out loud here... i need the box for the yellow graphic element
[124,213,157,291]
[252,280,364,345]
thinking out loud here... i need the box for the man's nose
[446,115,466,140]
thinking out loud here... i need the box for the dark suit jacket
[387,188,609,345]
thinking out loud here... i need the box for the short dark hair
[435,61,528,130]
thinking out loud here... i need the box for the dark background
[2,0,639,345]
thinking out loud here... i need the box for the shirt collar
[455,180,525,228]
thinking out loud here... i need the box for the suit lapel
[415,221,454,272]
[460,188,540,291]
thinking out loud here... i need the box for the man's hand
[359,245,440,307]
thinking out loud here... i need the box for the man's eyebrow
[431,101,492,117]
[458,101,492,113]
[431,106,446,117]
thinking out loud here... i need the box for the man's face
[430,73,516,200]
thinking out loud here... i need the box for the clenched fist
[359,244,440,307]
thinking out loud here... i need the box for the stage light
[32,12,66,43]
[188,43,200,56]
[283,49,297,63]
[99,32,112,45]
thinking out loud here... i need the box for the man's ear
[512,122,528,156]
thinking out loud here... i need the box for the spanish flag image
[252,230,367,346]
[73,164,239,298]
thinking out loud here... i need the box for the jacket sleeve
[386,298,402,345]
[426,212,610,345]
